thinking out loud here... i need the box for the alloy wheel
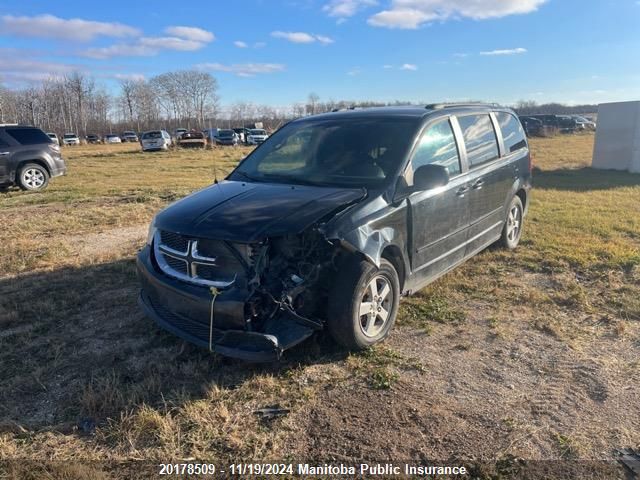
[358,275,393,338]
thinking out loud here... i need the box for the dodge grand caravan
[137,104,532,361]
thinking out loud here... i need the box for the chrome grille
[164,255,189,275]
[160,230,188,253]
[154,230,240,288]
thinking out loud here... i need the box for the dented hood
[155,180,366,242]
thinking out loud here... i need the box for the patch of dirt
[288,297,640,463]
[68,225,147,259]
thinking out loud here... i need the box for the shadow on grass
[0,258,346,433]
[534,167,640,191]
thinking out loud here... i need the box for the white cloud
[83,32,213,59]
[480,47,527,55]
[164,26,214,43]
[271,31,315,43]
[315,35,335,45]
[197,62,286,77]
[368,0,547,29]
[83,44,157,59]
[400,63,418,70]
[111,73,145,81]
[0,48,80,83]
[139,36,205,51]
[323,0,377,18]
[234,41,248,48]
[0,14,139,41]
[271,31,334,44]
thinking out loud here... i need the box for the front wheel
[17,163,49,191]
[327,257,400,350]
[499,196,524,249]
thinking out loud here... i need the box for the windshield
[64,134,76,138]
[219,130,234,136]
[142,131,162,139]
[250,129,266,135]
[231,117,419,188]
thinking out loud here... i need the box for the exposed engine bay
[240,229,346,333]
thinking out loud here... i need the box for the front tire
[499,196,524,249]
[328,257,400,350]
[17,163,49,191]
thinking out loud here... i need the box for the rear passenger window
[456,114,499,167]
[496,112,527,153]
[5,128,52,145]
[411,120,461,176]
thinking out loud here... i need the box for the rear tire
[327,257,400,350]
[499,196,524,249]
[17,163,49,191]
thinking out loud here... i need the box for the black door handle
[472,179,484,189]
[456,186,469,197]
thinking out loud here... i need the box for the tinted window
[457,114,499,167]
[496,112,527,153]
[411,120,461,176]
[6,128,52,145]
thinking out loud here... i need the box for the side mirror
[413,164,450,191]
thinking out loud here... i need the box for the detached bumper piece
[139,292,315,362]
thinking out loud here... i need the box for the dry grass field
[0,135,639,478]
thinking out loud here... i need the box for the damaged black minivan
[137,103,532,361]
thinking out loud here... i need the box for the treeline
[0,70,219,136]
[0,72,601,136]
[513,101,598,115]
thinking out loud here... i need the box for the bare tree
[306,92,320,115]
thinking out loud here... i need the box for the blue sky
[1,0,639,108]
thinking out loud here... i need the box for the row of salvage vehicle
[47,128,270,151]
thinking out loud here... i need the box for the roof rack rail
[425,102,501,110]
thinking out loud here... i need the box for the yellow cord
[209,287,220,352]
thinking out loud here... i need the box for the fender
[337,224,396,267]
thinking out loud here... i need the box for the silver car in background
[246,128,269,145]
[141,130,172,151]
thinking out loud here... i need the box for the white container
[592,100,640,173]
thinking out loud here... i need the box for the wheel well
[515,188,527,210]
[17,159,50,176]
[381,245,406,291]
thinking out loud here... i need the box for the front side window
[496,112,527,153]
[456,114,499,167]
[411,119,461,176]
[233,118,419,188]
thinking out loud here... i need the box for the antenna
[208,117,218,184]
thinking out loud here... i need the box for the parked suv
[121,131,139,142]
[62,133,80,146]
[0,125,67,191]
[138,104,531,361]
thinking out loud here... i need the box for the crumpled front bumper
[137,246,317,362]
